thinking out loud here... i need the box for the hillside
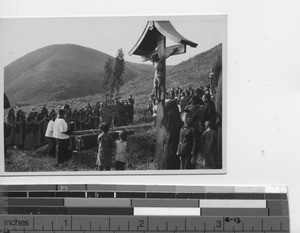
[4,44,152,105]
[119,43,222,113]
[168,43,222,87]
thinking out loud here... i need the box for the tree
[103,48,125,101]
[113,48,125,96]
[103,58,114,101]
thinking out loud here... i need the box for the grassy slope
[118,43,222,120]
[8,44,222,119]
[4,44,152,105]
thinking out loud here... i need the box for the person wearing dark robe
[5,108,15,147]
[176,109,200,169]
[124,100,131,126]
[71,109,79,131]
[34,112,44,147]
[128,95,134,125]
[202,120,218,168]
[180,92,189,112]
[184,95,205,147]
[21,111,26,145]
[201,93,217,129]
[96,123,114,171]
[93,102,101,129]
[215,71,222,169]
[89,108,96,130]
[15,110,24,148]
[24,112,35,149]
[78,109,85,130]
[113,100,120,127]
[83,109,91,130]
[40,107,49,145]
[160,100,183,169]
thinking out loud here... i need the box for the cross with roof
[129,20,197,169]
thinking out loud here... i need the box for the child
[96,123,114,171]
[201,120,218,168]
[176,109,200,169]
[115,130,127,170]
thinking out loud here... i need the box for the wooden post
[156,34,166,170]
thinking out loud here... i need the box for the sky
[0,15,226,68]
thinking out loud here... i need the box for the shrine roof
[129,21,198,56]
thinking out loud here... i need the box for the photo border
[1,14,227,176]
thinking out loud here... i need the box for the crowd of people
[147,85,215,116]
[4,83,221,170]
[148,85,222,169]
[4,96,135,164]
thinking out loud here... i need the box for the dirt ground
[5,129,207,172]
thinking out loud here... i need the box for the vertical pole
[156,34,166,170]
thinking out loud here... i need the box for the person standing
[40,107,49,145]
[201,93,217,129]
[53,109,71,163]
[115,131,128,170]
[176,109,200,169]
[5,108,15,147]
[96,123,114,171]
[202,120,218,168]
[160,100,183,169]
[45,111,57,157]
[128,95,135,124]
[24,112,35,149]
[34,112,43,147]
[15,110,24,148]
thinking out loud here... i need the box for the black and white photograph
[2,15,227,174]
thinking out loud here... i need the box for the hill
[4,44,152,105]
[119,43,222,114]
[168,43,222,87]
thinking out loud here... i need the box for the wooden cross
[129,21,197,169]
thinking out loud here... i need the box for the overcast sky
[0,15,226,67]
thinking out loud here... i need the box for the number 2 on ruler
[139,219,144,228]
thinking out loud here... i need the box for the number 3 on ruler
[216,220,222,228]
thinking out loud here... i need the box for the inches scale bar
[0,185,289,233]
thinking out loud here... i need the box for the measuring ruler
[0,185,289,233]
